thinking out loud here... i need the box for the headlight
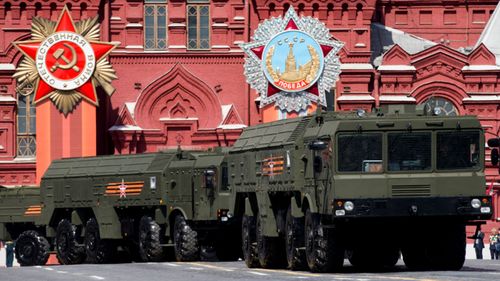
[335,210,346,216]
[471,198,481,209]
[481,207,491,214]
[344,201,354,211]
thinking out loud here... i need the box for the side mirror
[488,138,500,148]
[204,169,216,189]
[313,156,323,174]
[492,148,499,166]
[309,140,327,151]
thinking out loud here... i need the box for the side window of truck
[220,165,229,191]
[437,131,481,170]
[337,133,382,173]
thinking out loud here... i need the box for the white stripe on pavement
[90,275,105,280]
[248,271,269,276]
[165,263,181,267]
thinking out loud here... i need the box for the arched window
[421,97,459,116]
[16,82,36,158]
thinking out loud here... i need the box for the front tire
[173,215,199,261]
[427,223,465,270]
[15,230,50,266]
[138,216,165,262]
[56,219,86,264]
[305,210,344,272]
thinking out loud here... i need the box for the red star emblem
[13,6,117,106]
[249,19,334,98]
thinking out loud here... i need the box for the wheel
[241,215,259,268]
[138,216,165,262]
[215,227,241,261]
[173,215,199,261]
[304,209,344,272]
[55,219,86,264]
[427,223,465,270]
[15,230,50,266]
[402,243,429,271]
[380,246,400,268]
[85,218,114,264]
[285,205,306,270]
[256,215,286,269]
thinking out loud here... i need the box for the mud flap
[256,192,279,237]
[92,207,122,239]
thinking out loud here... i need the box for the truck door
[167,160,195,218]
[308,138,333,212]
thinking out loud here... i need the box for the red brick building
[1,0,500,224]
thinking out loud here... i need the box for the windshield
[437,131,480,170]
[338,133,382,172]
[388,133,431,171]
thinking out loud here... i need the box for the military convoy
[0,150,240,266]
[0,105,494,272]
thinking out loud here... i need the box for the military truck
[228,106,493,272]
[0,149,240,266]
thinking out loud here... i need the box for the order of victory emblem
[241,8,343,112]
[13,5,118,115]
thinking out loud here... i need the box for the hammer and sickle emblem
[50,43,80,73]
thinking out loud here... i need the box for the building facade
[1,0,500,223]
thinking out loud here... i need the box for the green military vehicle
[0,149,239,266]
[0,105,494,272]
[228,105,493,272]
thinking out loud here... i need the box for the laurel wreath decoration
[13,14,117,115]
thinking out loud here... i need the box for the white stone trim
[111,16,121,21]
[126,23,142,28]
[159,117,199,121]
[378,65,416,71]
[168,23,186,28]
[340,64,374,70]
[221,105,232,119]
[337,95,375,101]
[125,45,144,49]
[212,23,228,27]
[169,45,187,49]
[0,96,16,102]
[0,63,15,71]
[233,16,245,21]
[212,45,230,49]
[463,95,500,101]
[462,65,500,71]
[379,95,416,102]
[108,125,143,131]
[125,102,136,118]
[218,124,247,129]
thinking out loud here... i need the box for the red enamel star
[13,6,117,106]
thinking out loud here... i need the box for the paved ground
[0,259,500,281]
[0,243,491,267]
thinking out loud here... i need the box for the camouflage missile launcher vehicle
[228,105,493,272]
[0,149,239,266]
[0,104,494,272]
